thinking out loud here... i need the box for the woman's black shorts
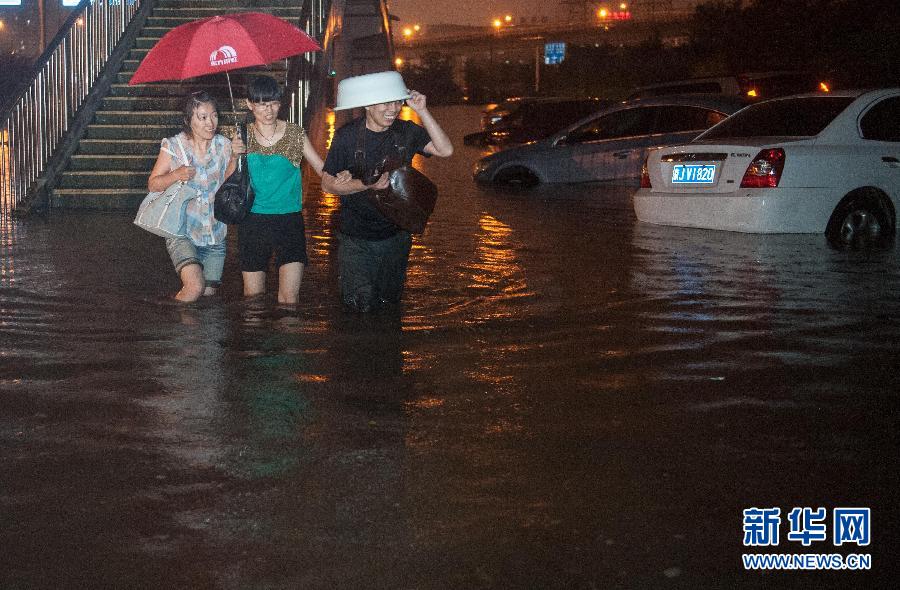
[238,212,308,272]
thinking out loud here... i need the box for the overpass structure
[397,18,691,65]
[1,0,397,213]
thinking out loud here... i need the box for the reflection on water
[1,106,898,589]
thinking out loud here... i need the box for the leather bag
[214,124,255,224]
[356,123,438,235]
[134,136,197,238]
[370,164,438,235]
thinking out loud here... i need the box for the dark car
[473,94,749,187]
[465,97,610,147]
[627,71,830,102]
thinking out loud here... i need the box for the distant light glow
[819,81,830,92]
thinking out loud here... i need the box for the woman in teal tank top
[235,76,349,305]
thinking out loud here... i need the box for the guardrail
[0,0,144,216]
[286,0,332,128]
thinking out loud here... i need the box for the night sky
[386,0,703,27]
[387,0,560,27]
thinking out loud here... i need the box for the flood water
[2,106,899,589]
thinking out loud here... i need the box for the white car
[633,88,900,248]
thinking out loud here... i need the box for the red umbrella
[129,11,321,109]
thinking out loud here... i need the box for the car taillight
[640,157,651,188]
[740,148,785,188]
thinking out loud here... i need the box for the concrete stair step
[51,189,147,210]
[57,171,151,190]
[102,96,199,111]
[84,125,182,140]
[145,14,302,30]
[121,54,288,74]
[50,186,147,211]
[155,0,305,7]
[77,139,163,155]
[91,111,243,125]
[106,82,263,98]
[69,154,158,171]
[150,7,304,18]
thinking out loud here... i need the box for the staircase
[51,0,308,210]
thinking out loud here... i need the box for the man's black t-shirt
[323,117,431,239]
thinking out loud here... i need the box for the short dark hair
[182,90,219,137]
[248,75,283,103]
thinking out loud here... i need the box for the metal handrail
[0,0,144,216]
[287,0,332,127]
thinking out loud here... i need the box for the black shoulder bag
[214,123,255,225]
[354,121,438,235]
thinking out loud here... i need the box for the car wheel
[493,166,539,188]
[825,190,894,249]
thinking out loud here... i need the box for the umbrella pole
[226,71,237,126]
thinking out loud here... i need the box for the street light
[504,15,512,24]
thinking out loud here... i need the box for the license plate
[671,164,716,184]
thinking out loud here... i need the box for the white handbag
[134,136,198,239]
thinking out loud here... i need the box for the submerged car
[627,71,830,101]
[633,88,900,247]
[464,97,609,147]
[472,94,748,187]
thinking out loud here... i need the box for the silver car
[473,94,749,187]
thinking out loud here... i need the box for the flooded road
[2,106,898,589]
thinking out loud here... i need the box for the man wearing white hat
[322,71,453,313]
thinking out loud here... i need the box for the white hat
[334,71,410,111]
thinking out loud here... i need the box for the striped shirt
[160,132,231,246]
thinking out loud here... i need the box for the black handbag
[355,123,438,235]
[214,123,255,224]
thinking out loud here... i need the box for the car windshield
[700,96,855,139]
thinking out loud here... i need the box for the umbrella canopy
[129,12,321,86]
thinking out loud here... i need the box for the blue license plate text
[672,164,716,184]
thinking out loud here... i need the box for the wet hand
[174,165,195,182]
[406,90,427,112]
[231,134,246,156]
[369,172,391,191]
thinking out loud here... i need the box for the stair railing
[0,0,145,216]
[286,0,333,128]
